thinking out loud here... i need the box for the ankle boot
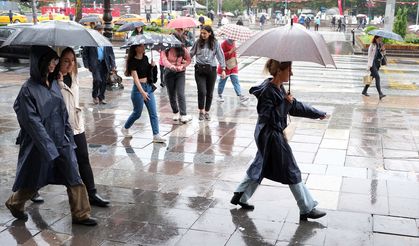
[362,85,370,96]
[230,192,255,210]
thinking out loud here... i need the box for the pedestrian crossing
[77,46,418,97]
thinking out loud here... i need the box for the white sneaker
[180,115,192,123]
[172,113,180,121]
[121,128,132,138]
[153,134,166,143]
[217,94,225,102]
[239,95,249,103]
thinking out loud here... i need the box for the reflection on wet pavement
[0,43,418,245]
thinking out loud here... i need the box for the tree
[393,7,408,38]
[222,0,244,12]
[75,0,82,22]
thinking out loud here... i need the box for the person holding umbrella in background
[190,25,226,121]
[5,46,97,226]
[363,35,387,100]
[161,31,192,124]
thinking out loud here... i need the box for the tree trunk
[75,0,82,23]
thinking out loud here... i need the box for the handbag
[107,72,122,86]
[381,55,387,66]
[226,57,238,70]
[363,75,373,85]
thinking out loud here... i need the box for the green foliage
[222,0,243,12]
[393,7,408,38]
[405,34,419,44]
[363,25,378,34]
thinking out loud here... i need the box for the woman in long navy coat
[5,46,97,226]
[230,60,328,221]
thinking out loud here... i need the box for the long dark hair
[132,26,144,35]
[125,44,145,76]
[372,35,380,44]
[198,25,216,50]
[50,47,77,82]
[170,32,185,58]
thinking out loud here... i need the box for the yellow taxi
[150,12,177,27]
[0,12,27,24]
[197,15,212,26]
[113,14,146,25]
[37,13,69,22]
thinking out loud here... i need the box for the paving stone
[324,228,373,246]
[373,215,418,237]
[338,193,389,215]
[314,149,346,166]
[306,175,342,192]
[373,232,419,246]
[175,229,231,246]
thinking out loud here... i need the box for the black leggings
[363,65,383,95]
[194,65,217,111]
[74,132,96,195]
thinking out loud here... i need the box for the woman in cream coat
[32,47,110,207]
[363,35,386,100]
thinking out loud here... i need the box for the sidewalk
[0,52,418,245]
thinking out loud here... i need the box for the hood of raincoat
[29,46,59,83]
[249,78,270,98]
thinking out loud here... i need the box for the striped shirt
[190,40,226,69]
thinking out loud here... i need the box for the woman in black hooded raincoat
[5,46,97,226]
[230,60,328,221]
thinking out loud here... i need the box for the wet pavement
[0,30,419,245]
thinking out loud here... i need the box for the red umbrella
[167,17,200,29]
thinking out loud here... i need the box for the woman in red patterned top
[216,39,248,103]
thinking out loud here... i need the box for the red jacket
[217,40,238,75]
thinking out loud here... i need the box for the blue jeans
[235,174,318,214]
[124,83,159,135]
[217,74,242,96]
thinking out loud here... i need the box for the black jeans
[74,132,96,196]
[363,65,383,95]
[194,65,217,111]
[165,70,187,115]
[91,61,108,100]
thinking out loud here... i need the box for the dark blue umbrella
[117,21,146,32]
[368,29,403,41]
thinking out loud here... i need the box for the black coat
[246,79,326,185]
[12,46,82,192]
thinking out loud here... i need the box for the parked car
[150,12,177,27]
[37,13,69,22]
[0,12,27,24]
[113,14,146,25]
[0,24,80,60]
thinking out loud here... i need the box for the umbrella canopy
[79,16,101,24]
[237,23,336,68]
[368,29,403,41]
[1,20,112,47]
[325,8,339,15]
[356,14,367,18]
[167,17,200,29]
[117,21,146,32]
[122,33,182,51]
[217,24,254,41]
[182,1,207,9]
[223,12,235,17]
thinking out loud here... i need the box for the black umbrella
[117,21,146,32]
[121,33,182,51]
[79,16,101,24]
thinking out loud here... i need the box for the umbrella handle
[288,74,291,95]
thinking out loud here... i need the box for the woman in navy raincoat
[231,60,328,221]
[5,46,97,226]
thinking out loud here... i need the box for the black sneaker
[5,202,28,220]
[72,217,98,226]
[230,192,255,210]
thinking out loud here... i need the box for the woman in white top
[363,35,386,100]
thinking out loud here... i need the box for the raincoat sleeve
[14,87,59,162]
[289,99,326,119]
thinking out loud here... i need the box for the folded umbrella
[217,24,254,41]
[368,29,403,42]
[1,20,112,47]
[117,21,146,32]
[167,17,200,29]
